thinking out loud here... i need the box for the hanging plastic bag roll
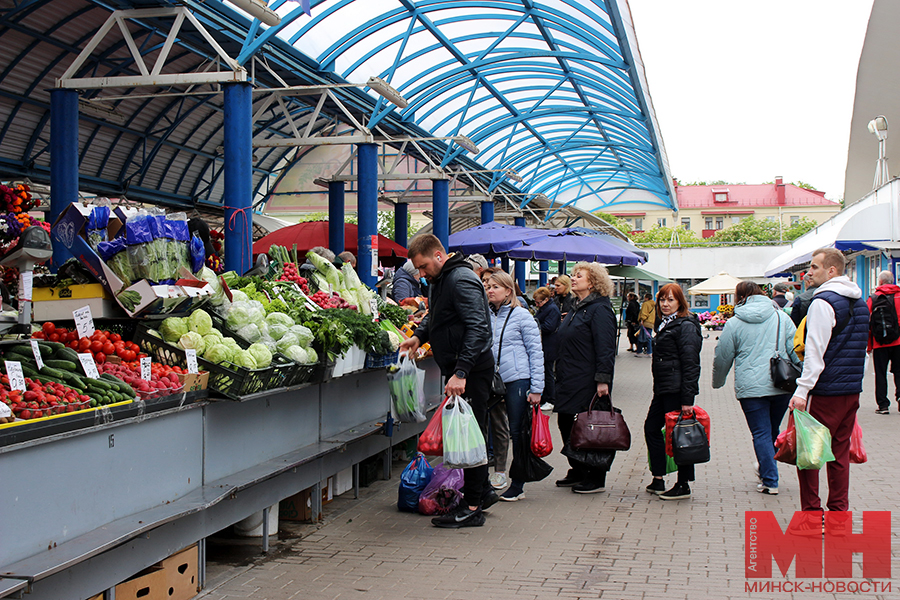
[441,395,487,469]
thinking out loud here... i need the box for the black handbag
[770,311,801,392]
[488,308,514,407]
[671,412,710,465]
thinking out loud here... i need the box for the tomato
[102,342,115,355]
[78,338,91,351]
[122,349,136,362]
[32,332,45,340]
[42,322,55,334]
[48,333,60,342]
[95,352,106,364]
[110,333,121,342]
[89,340,103,353]
[68,340,79,350]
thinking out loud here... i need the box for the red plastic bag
[417,397,448,455]
[850,418,867,464]
[774,412,796,465]
[531,405,553,458]
[665,406,710,457]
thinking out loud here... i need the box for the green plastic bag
[648,427,678,474]
[794,410,835,470]
[386,355,425,423]
[441,396,487,469]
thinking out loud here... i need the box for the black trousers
[557,412,607,486]
[453,365,492,508]
[873,345,900,410]
[644,393,694,483]
[543,359,556,403]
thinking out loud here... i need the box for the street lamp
[868,115,889,189]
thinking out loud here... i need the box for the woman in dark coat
[643,283,703,500]
[554,262,618,494]
[534,286,560,410]
[624,292,640,352]
[553,274,576,317]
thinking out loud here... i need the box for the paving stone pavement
[198,331,900,600]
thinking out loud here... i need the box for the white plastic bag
[387,354,426,422]
[441,396,487,469]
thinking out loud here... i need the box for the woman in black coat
[554,262,617,494]
[553,274,576,317]
[534,286,560,409]
[643,283,703,500]
[624,292,641,352]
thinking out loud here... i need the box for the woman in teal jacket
[712,282,801,495]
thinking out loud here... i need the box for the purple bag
[417,463,464,515]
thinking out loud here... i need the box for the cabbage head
[230,290,249,304]
[247,343,272,368]
[236,323,261,343]
[266,312,294,329]
[276,332,299,354]
[159,317,188,343]
[178,331,205,352]
[199,267,226,306]
[232,349,258,369]
[268,324,289,341]
[247,300,266,325]
[225,301,253,329]
[188,309,213,335]
[304,346,318,364]
[204,343,232,364]
[223,337,241,352]
[257,321,270,338]
[284,345,309,365]
[202,333,223,350]
[288,324,314,347]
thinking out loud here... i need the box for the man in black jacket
[400,234,496,528]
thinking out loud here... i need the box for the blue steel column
[328,181,345,254]
[223,82,253,275]
[514,216,526,294]
[432,179,449,250]
[538,261,548,287]
[394,202,408,248]
[357,143,378,287]
[480,201,494,224]
[49,89,79,270]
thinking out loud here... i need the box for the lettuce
[159,317,188,343]
[188,309,213,335]
[266,312,294,329]
[305,346,318,364]
[178,331,205,352]
[247,343,272,368]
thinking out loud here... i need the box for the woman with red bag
[643,283,703,500]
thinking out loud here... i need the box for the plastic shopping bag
[850,417,867,464]
[417,398,447,455]
[387,355,426,423]
[647,427,678,474]
[417,463,464,515]
[794,409,835,470]
[530,405,553,458]
[665,406,710,457]
[774,412,797,465]
[398,453,433,513]
[441,395,487,469]
[510,408,553,482]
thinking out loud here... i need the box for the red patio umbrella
[252,221,407,265]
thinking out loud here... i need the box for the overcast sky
[629,0,874,200]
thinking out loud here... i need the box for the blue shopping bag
[398,452,434,512]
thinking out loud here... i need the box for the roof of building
[674,181,840,210]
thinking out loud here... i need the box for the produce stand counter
[0,358,442,600]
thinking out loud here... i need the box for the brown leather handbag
[569,394,631,451]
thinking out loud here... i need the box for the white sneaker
[540,403,554,411]
[490,472,509,489]
[757,483,778,495]
[753,461,761,484]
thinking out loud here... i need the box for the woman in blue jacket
[713,281,800,495]
[485,271,545,501]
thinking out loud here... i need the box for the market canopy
[567,227,649,262]
[252,221,407,264]
[606,265,671,283]
[506,231,642,265]
[688,272,743,296]
[447,222,553,256]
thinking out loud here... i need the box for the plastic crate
[364,351,399,370]
[133,324,277,400]
[209,313,306,387]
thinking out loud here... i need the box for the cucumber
[38,341,64,355]
[4,349,35,363]
[56,347,80,363]
[85,378,113,391]
[39,366,68,380]
[99,374,136,398]
[22,365,40,380]
[45,360,77,372]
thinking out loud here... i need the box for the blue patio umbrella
[567,226,648,263]
[506,231,642,265]
[447,221,553,256]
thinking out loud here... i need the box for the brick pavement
[198,330,900,600]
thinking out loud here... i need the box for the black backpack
[870,293,900,344]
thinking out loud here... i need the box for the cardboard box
[115,566,167,600]
[280,488,313,522]
[159,545,199,600]
[176,371,209,392]
[32,283,111,302]
[32,296,126,321]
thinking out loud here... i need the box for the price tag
[369,298,379,320]
[140,356,151,381]
[185,349,198,374]
[5,361,25,392]
[20,272,32,302]
[0,402,10,419]
[370,234,379,278]
[30,340,44,370]
[73,306,95,339]
[77,353,100,379]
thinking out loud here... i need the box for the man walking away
[637,293,656,355]
[772,282,790,308]
[868,270,900,414]
[400,234,496,528]
[789,248,869,534]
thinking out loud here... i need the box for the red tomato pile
[309,290,354,310]
[277,262,310,293]
[98,362,184,399]
[0,375,91,421]
[33,323,145,364]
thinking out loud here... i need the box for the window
[712,188,730,203]
[633,217,643,231]
[731,216,742,225]
[715,217,724,229]
[790,215,800,226]
[657,217,667,227]
[705,217,713,229]
[714,193,728,202]
[681,217,690,230]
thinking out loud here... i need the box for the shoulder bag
[770,310,802,392]
[569,394,631,451]
[671,411,711,465]
[488,307,514,407]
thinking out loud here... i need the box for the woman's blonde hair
[533,286,553,303]
[487,271,521,308]
[555,274,572,294]
[571,262,614,297]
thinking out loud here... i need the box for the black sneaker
[876,407,889,415]
[659,482,691,500]
[431,506,485,528]
[572,481,606,494]
[555,470,584,487]
[481,490,500,512]
[646,479,666,495]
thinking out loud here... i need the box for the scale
[0,226,52,336]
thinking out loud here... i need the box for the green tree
[377,210,420,242]
[593,211,631,235]
[630,226,704,248]
[709,216,781,243]
[783,216,818,241]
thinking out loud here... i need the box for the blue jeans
[504,379,531,492]
[739,394,791,488]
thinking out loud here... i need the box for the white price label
[369,298,379,320]
[140,356,151,381]
[0,402,10,419]
[185,349,198,374]
[77,353,100,379]
[30,340,44,370]
[370,234,378,278]
[20,272,32,302]
[73,306,95,339]
[5,361,25,392]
